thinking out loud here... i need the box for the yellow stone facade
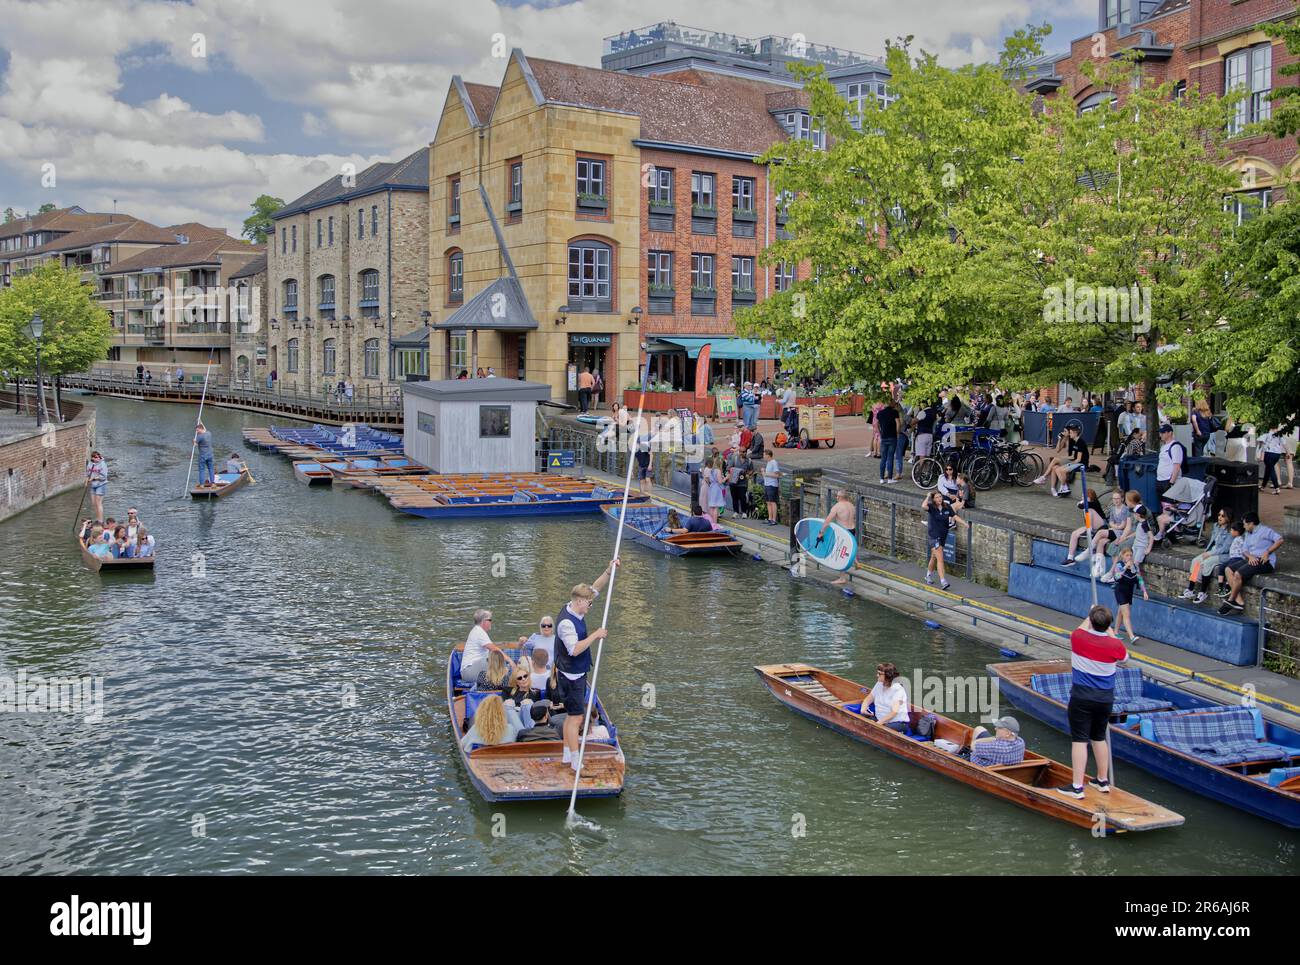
[429,54,642,403]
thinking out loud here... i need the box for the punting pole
[565,363,652,826]
[182,348,216,496]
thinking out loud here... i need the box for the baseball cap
[1159,423,1173,434]
[995,716,1020,735]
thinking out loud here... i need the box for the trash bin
[1118,453,1160,514]
[1184,456,1212,483]
[1206,458,1259,520]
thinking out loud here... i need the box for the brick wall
[0,395,95,523]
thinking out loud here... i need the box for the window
[448,251,464,303]
[479,405,511,438]
[359,269,380,318]
[358,208,364,240]
[576,158,606,202]
[691,172,715,210]
[732,177,754,212]
[1078,91,1116,115]
[323,338,336,375]
[449,176,461,227]
[363,338,380,378]
[449,330,468,370]
[647,251,672,291]
[567,241,612,308]
[509,162,523,208]
[287,337,300,373]
[649,167,673,205]
[318,275,335,320]
[1104,0,1133,28]
[291,225,297,252]
[371,205,378,237]
[776,190,794,223]
[328,216,334,246]
[1229,188,1272,226]
[283,279,298,317]
[317,218,323,248]
[1227,43,1272,134]
[732,256,754,293]
[691,253,715,292]
[775,262,795,292]
[280,227,286,255]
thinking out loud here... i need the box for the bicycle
[987,441,1044,487]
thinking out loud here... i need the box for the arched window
[236,355,250,383]
[322,338,337,375]
[1078,91,1116,115]
[287,337,300,373]
[317,274,336,321]
[358,269,380,318]
[283,279,298,319]
[566,238,613,312]
[447,249,464,304]
[363,338,380,378]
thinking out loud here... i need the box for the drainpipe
[386,187,394,383]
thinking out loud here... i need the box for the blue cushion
[1145,708,1292,765]
[843,702,863,714]
[463,691,491,727]
[1266,766,1300,787]
[450,650,463,683]
[1031,672,1072,704]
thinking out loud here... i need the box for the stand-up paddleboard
[793,517,857,572]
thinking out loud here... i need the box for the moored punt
[446,644,625,802]
[755,662,1184,834]
[77,535,156,574]
[370,473,648,518]
[293,459,347,485]
[600,503,741,556]
[989,660,1300,828]
[325,457,430,487]
[189,469,250,499]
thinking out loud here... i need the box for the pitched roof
[0,208,126,241]
[273,146,430,219]
[523,55,790,156]
[102,235,259,275]
[432,276,537,331]
[165,222,230,241]
[464,82,499,125]
[20,219,186,257]
[228,253,267,279]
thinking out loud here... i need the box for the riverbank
[0,392,95,524]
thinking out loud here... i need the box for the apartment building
[265,148,429,393]
[0,206,124,288]
[98,234,263,379]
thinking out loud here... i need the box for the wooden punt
[755,662,1184,834]
[599,503,741,556]
[446,644,625,802]
[77,536,156,574]
[989,660,1300,828]
[190,469,250,499]
[293,459,347,485]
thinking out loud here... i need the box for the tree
[36,202,57,214]
[2,207,14,224]
[1263,10,1300,140]
[0,261,114,379]
[242,194,284,244]
[736,30,1047,387]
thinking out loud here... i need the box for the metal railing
[1258,587,1300,676]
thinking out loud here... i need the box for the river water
[0,396,1294,875]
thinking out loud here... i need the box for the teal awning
[653,337,779,361]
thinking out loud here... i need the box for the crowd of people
[458,560,618,769]
[78,506,155,560]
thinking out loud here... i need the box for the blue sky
[0,0,1097,234]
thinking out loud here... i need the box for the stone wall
[0,394,95,523]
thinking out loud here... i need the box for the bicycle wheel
[912,457,942,489]
[1009,451,1039,487]
[968,453,999,491]
[1019,449,1045,478]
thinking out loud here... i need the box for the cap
[571,583,596,601]
[994,715,1020,735]
[1159,423,1173,434]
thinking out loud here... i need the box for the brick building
[266,148,429,394]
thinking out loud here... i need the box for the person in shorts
[1058,605,1127,799]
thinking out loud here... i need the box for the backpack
[913,713,937,739]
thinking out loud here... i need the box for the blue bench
[1137,708,1300,767]
[1008,557,1258,666]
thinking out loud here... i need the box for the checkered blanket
[1029,669,1172,714]
[1146,708,1293,766]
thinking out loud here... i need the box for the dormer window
[1103,0,1133,29]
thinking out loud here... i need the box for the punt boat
[756,662,1184,834]
[77,535,156,574]
[599,503,741,556]
[190,469,250,499]
[293,459,347,485]
[446,644,625,802]
[989,660,1300,828]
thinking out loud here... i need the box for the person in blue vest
[554,559,619,770]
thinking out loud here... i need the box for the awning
[391,325,431,348]
[652,337,779,361]
[432,276,538,331]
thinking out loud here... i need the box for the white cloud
[0,0,1089,230]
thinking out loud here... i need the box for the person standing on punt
[1057,605,1127,799]
[86,449,108,522]
[193,420,216,488]
[554,559,618,770]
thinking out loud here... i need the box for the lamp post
[25,312,45,428]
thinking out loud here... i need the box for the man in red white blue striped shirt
[1057,605,1128,799]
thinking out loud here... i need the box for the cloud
[0,0,1090,231]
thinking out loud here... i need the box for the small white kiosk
[401,378,551,473]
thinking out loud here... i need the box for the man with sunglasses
[554,559,618,769]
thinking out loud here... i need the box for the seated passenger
[459,694,520,751]
[665,505,715,534]
[474,649,517,694]
[500,664,542,729]
[78,518,94,545]
[86,526,112,558]
[112,525,132,558]
[136,526,156,558]
[969,716,1026,767]
[460,608,501,684]
[517,616,556,666]
[225,452,247,475]
[865,662,911,732]
[526,647,551,692]
[515,703,561,742]
[580,707,610,741]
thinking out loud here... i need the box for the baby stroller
[1158,475,1215,545]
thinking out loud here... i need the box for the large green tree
[736,30,1048,387]
[242,194,284,244]
[0,261,113,378]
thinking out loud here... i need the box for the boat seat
[462,691,491,730]
[1139,708,1298,766]
[1030,670,1174,715]
[788,677,843,705]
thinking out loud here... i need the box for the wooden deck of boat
[755,662,1184,833]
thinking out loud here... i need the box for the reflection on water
[0,396,1294,874]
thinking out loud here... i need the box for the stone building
[227,253,267,385]
[266,148,429,394]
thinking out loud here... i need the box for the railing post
[1256,588,1267,668]
[889,501,897,557]
[965,520,974,582]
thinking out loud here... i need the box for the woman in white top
[865,662,911,732]
[460,608,501,685]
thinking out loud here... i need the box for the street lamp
[25,312,45,428]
